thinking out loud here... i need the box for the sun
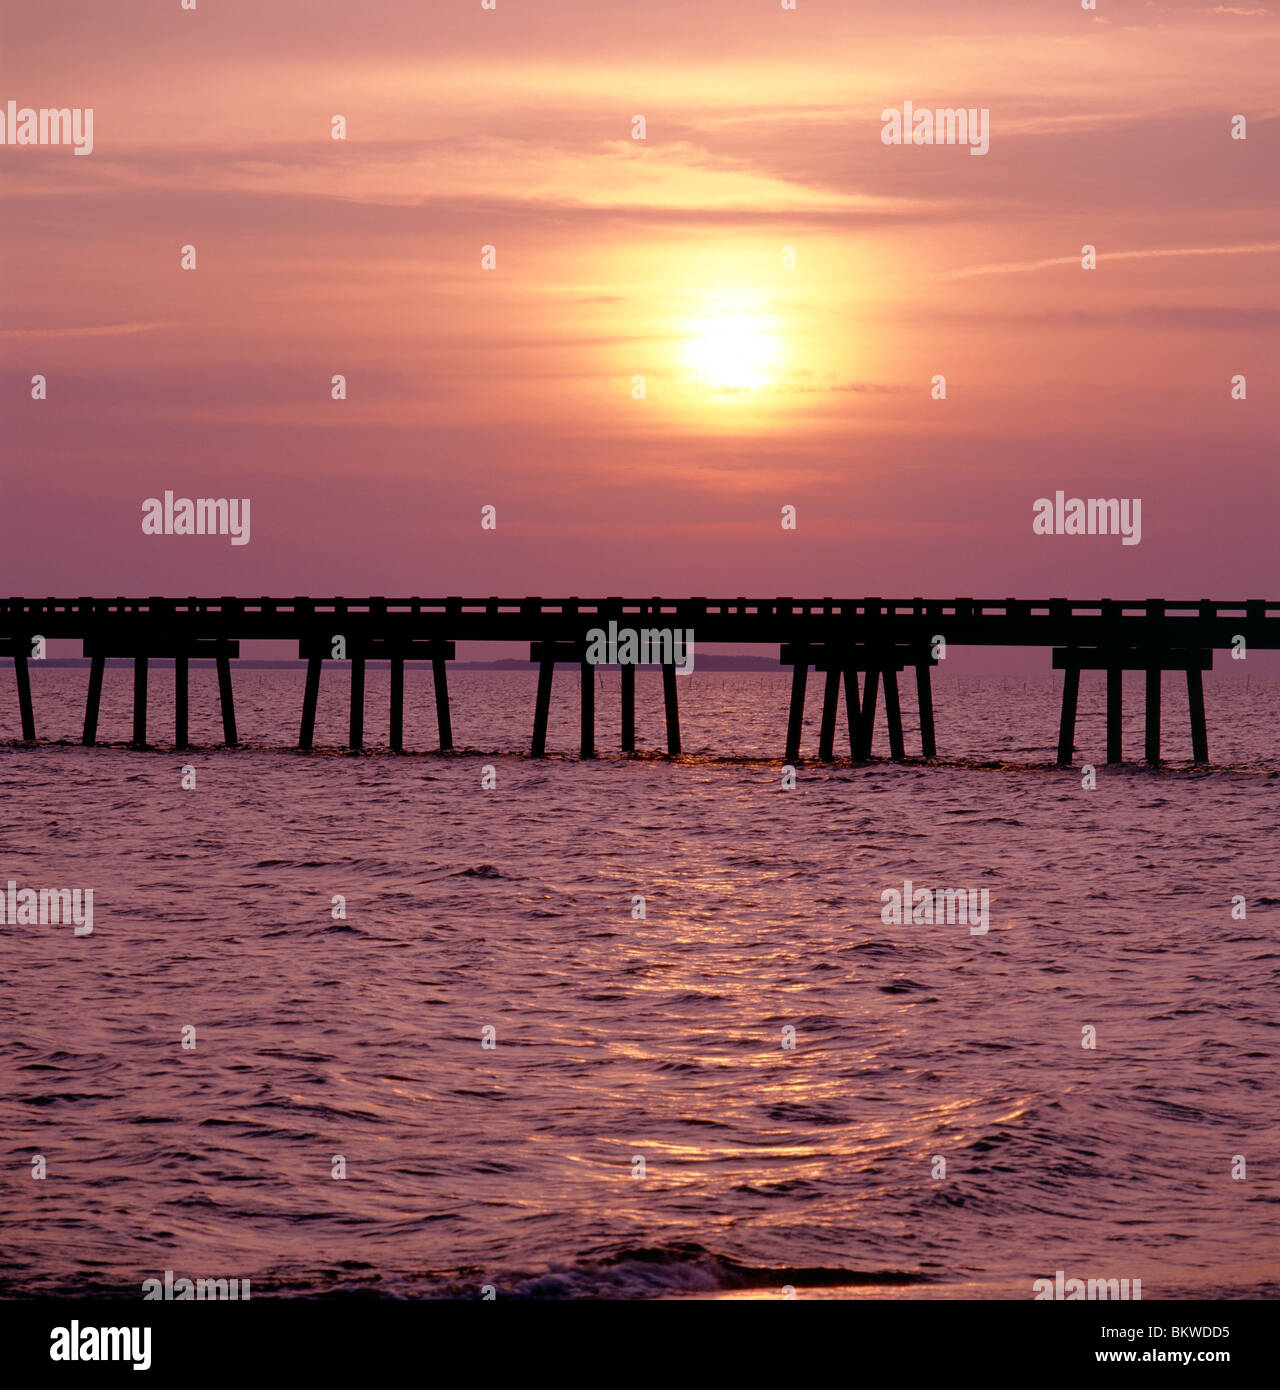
[682,307,779,393]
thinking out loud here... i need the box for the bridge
[2,595,1276,764]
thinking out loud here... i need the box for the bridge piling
[349,657,365,750]
[883,667,906,760]
[621,663,636,753]
[662,663,681,755]
[13,652,35,742]
[1106,667,1123,763]
[83,656,104,745]
[390,657,404,752]
[785,660,808,762]
[916,663,937,758]
[531,660,553,756]
[299,656,322,751]
[1145,669,1161,764]
[818,668,840,760]
[1053,649,1211,766]
[1056,666,1080,766]
[855,669,880,760]
[1187,669,1208,762]
[580,660,595,758]
[216,653,237,746]
[842,667,861,755]
[175,657,190,749]
[132,657,148,747]
[432,656,452,751]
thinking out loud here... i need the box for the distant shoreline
[17,656,786,672]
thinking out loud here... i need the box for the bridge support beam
[818,668,840,761]
[133,657,149,747]
[621,663,635,753]
[842,667,861,755]
[580,660,595,759]
[662,663,681,756]
[349,656,365,750]
[1056,666,1079,767]
[781,644,936,762]
[883,668,905,760]
[1145,669,1161,764]
[854,669,879,759]
[1053,649,1211,766]
[531,659,554,756]
[299,639,455,752]
[174,657,189,749]
[1187,669,1208,762]
[785,659,808,762]
[1106,667,1123,763]
[217,653,238,747]
[915,662,937,758]
[390,657,404,752]
[79,640,237,748]
[432,655,452,751]
[83,655,105,746]
[13,652,35,742]
[299,656,322,750]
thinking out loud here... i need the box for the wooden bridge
[2,596,1276,764]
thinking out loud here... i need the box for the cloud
[945,242,1280,279]
[0,322,170,339]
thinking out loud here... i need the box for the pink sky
[2,0,1276,607]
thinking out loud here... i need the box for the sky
[2,0,1277,617]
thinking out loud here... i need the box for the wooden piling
[882,667,905,760]
[13,653,35,742]
[915,663,936,758]
[432,655,452,750]
[299,656,322,750]
[842,667,861,756]
[662,662,681,756]
[132,657,148,747]
[1187,668,1208,762]
[390,656,404,752]
[83,655,104,745]
[1145,668,1161,764]
[621,662,635,753]
[818,668,840,761]
[785,660,807,762]
[531,659,553,756]
[580,660,595,758]
[174,656,189,749]
[216,653,237,747]
[1056,666,1079,767]
[349,656,365,750]
[855,668,880,759]
[1106,667,1122,763]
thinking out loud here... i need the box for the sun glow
[682,306,780,394]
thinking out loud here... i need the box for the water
[2,669,1278,1299]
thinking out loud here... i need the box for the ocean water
[1,668,1278,1299]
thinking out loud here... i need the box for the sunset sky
[3,0,1276,607]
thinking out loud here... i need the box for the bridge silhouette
[2,596,1276,764]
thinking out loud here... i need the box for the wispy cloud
[0,322,171,339]
[945,242,1280,279]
